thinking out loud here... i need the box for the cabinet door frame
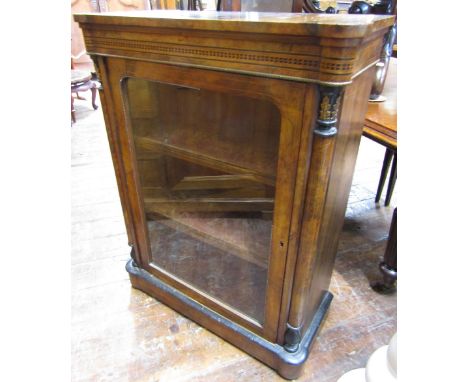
[103,56,307,341]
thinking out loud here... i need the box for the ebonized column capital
[314,85,344,138]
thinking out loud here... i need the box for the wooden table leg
[385,151,397,206]
[372,207,397,293]
[375,148,393,203]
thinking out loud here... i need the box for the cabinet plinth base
[126,259,333,380]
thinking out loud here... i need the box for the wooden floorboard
[71,94,396,381]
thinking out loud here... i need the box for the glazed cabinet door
[103,57,307,340]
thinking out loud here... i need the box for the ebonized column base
[126,259,333,380]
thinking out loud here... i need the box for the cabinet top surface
[74,10,393,38]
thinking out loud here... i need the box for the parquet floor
[71,93,397,382]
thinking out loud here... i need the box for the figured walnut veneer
[75,10,394,380]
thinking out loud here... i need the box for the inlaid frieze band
[314,85,344,138]
[83,36,357,76]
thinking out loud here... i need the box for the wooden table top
[363,58,397,149]
[74,10,393,38]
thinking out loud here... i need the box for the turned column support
[285,84,345,344]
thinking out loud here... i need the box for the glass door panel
[124,78,281,324]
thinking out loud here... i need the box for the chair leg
[91,85,98,110]
[75,91,86,100]
[375,148,393,203]
[385,151,397,206]
[71,94,76,123]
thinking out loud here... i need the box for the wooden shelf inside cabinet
[145,208,271,269]
[144,197,274,213]
[135,136,276,186]
[75,10,394,380]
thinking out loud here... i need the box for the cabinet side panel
[304,68,376,327]
[93,55,135,250]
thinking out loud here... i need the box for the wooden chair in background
[71,56,99,124]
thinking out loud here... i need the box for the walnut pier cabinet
[75,11,393,379]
